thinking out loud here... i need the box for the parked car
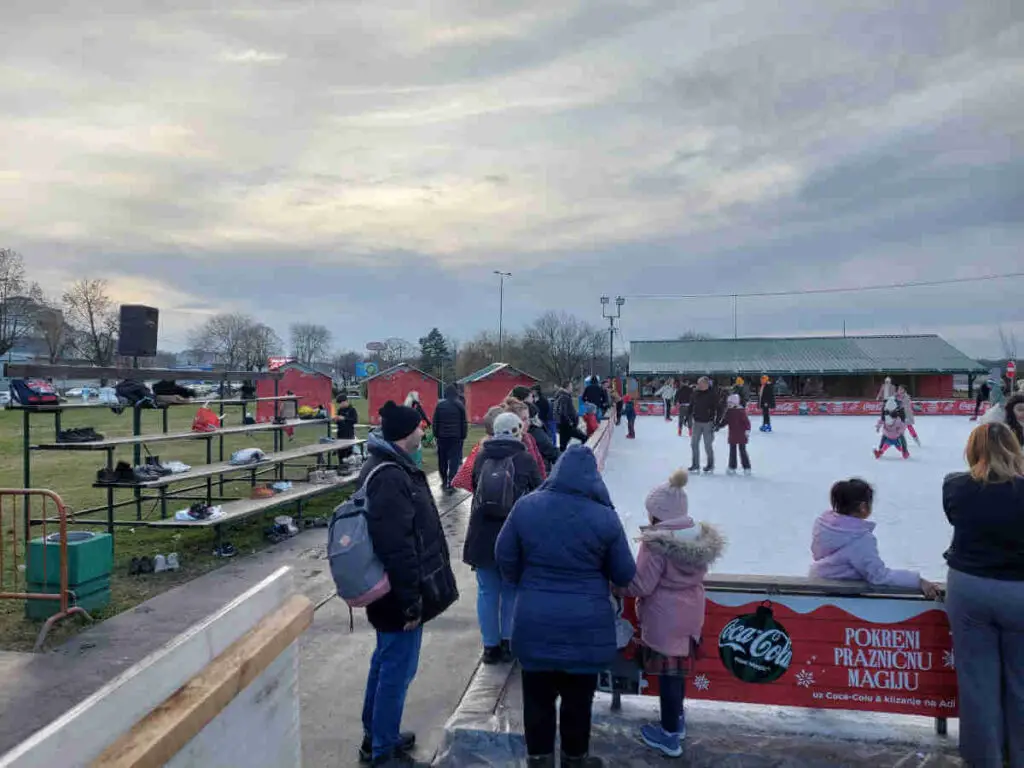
[0,391,11,406]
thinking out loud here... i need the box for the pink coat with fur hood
[625,518,726,657]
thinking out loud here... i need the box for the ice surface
[602,415,977,582]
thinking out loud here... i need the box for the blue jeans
[546,420,557,445]
[476,567,515,647]
[361,626,424,759]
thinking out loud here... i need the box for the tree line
[1,247,629,383]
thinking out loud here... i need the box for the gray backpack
[327,462,396,612]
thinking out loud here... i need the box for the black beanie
[510,386,532,401]
[379,400,422,442]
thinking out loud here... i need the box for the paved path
[0,475,481,767]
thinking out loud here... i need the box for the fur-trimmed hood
[639,521,726,568]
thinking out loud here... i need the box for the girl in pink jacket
[624,469,725,758]
[809,478,939,598]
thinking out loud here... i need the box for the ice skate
[688,464,700,473]
[873,448,883,459]
[726,468,736,476]
[677,426,682,437]
[912,435,921,446]
[703,465,714,475]
[902,449,910,459]
[743,468,752,476]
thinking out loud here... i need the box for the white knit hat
[492,412,523,438]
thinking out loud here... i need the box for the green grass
[0,398,483,651]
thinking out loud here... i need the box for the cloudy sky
[1,0,1022,358]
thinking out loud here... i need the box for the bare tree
[377,337,420,367]
[331,350,362,381]
[187,313,254,370]
[678,330,712,340]
[35,299,71,363]
[0,248,42,358]
[999,325,1018,361]
[523,311,603,384]
[62,278,118,366]
[290,323,332,365]
[241,323,282,370]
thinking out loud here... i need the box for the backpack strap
[362,461,400,492]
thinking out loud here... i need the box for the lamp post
[494,271,511,361]
[601,296,625,378]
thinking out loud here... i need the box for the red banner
[637,400,982,417]
[613,592,958,719]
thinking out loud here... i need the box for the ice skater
[971,378,991,421]
[624,395,637,439]
[657,380,676,422]
[758,375,775,432]
[896,385,920,446]
[724,394,752,475]
[876,376,895,401]
[874,397,910,459]
[675,379,693,437]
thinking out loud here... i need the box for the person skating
[896,385,920,446]
[874,397,910,459]
[464,412,543,666]
[657,380,676,422]
[688,377,721,474]
[432,385,468,492]
[758,375,776,432]
[876,376,895,401]
[971,378,991,421]
[624,395,637,439]
[724,394,752,475]
[622,469,725,757]
[553,381,588,453]
[674,380,693,437]
[358,402,459,767]
[582,378,607,419]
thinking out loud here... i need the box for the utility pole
[601,296,626,378]
[494,271,511,361]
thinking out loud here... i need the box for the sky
[1,0,1022,359]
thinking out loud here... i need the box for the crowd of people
[348,379,1024,768]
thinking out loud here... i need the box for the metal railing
[0,489,93,650]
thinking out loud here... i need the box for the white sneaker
[153,554,168,573]
[167,553,180,571]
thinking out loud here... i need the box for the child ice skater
[724,393,752,475]
[809,478,940,598]
[896,385,920,446]
[582,402,599,437]
[874,397,910,459]
[623,395,637,439]
[624,470,725,757]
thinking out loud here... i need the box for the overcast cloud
[1,0,1022,358]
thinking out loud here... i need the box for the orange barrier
[0,489,92,651]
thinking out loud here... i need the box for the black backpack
[472,455,517,521]
[115,379,156,408]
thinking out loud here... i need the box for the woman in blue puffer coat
[496,445,636,768]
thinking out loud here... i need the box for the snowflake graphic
[943,649,955,670]
[796,670,815,689]
[693,674,711,692]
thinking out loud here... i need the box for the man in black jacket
[359,401,458,767]
[532,383,554,443]
[432,385,468,492]
[335,392,359,463]
[689,377,722,473]
[758,376,777,432]
[674,380,693,437]
[553,382,587,453]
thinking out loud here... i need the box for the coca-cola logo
[718,604,793,684]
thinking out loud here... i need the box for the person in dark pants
[972,379,991,421]
[688,378,721,473]
[496,446,636,768]
[358,402,459,767]
[432,385,468,492]
[674,380,693,437]
[532,383,555,445]
[758,375,776,433]
[582,378,606,419]
[725,394,752,475]
[334,392,359,463]
[553,382,587,452]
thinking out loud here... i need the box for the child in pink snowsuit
[874,397,909,459]
[896,385,920,445]
[624,469,725,758]
[809,478,940,598]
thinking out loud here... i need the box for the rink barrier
[636,399,985,417]
[0,566,313,768]
[608,575,955,737]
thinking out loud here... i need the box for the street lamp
[601,296,626,379]
[495,271,511,361]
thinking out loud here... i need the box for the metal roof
[457,362,539,385]
[629,335,987,375]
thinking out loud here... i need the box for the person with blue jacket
[496,445,637,768]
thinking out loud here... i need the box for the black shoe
[500,639,515,664]
[703,465,714,474]
[527,756,556,768]
[129,557,142,576]
[481,646,503,665]
[561,753,604,768]
[688,464,700,472]
[360,732,416,763]
[370,750,430,767]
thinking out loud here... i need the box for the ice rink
[602,414,979,582]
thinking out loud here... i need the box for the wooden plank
[34,418,331,451]
[91,594,313,768]
[0,567,296,768]
[2,363,283,381]
[147,474,360,528]
[704,573,944,599]
[5,395,299,414]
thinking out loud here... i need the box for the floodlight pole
[495,271,511,361]
[601,296,626,378]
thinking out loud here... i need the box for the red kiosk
[365,364,441,425]
[458,363,538,424]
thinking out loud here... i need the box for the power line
[621,271,1024,301]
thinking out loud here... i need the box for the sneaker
[212,543,237,558]
[153,554,168,573]
[166,553,181,571]
[639,723,683,758]
[481,646,503,665]
[359,732,416,763]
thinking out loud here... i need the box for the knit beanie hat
[645,469,690,523]
[493,412,523,438]
[510,386,532,401]
[727,393,740,407]
[379,400,422,442]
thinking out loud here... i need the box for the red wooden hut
[458,363,539,424]
[255,362,333,421]
[366,364,441,426]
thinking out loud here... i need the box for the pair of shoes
[359,731,416,763]
[133,465,163,482]
[640,723,683,757]
[481,646,503,665]
[97,461,136,485]
[212,543,237,558]
[153,553,180,572]
[560,752,605,767]
[129,556,155,576]
[188,503,214,520]
[500,639,515,664]
[58,427,104,443]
